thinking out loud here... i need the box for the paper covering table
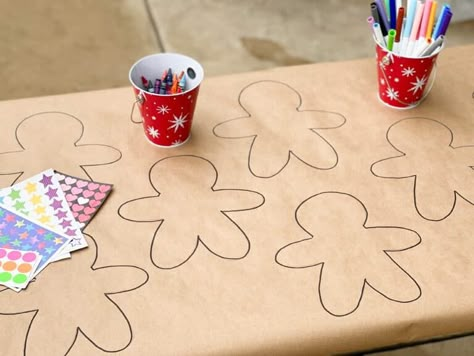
[0,45,472,356]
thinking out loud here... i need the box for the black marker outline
[275,191,422,317]
[0,233,149,355]
[0,111,122,185]
[370,117,474,221]
[212,80,346,178]
[118,154,265,269]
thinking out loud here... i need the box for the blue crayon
[166,68,173,91]
[159,80,167,94]
[178,74,186,93]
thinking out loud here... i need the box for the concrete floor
[0,0,473,354]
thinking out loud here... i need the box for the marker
[385,0,391,23]
[387,29,396,51]
[400,0,417,55]
[438,10,452,37]
[426,1,438,40]
[433,4,450,40]
[373,22,386,47]
[376,0,390,37]
[420,35,444,56]
[415,0,433,55]
[394,7,404,53]
[406,1,425,57]
[389,0,397,29]
[371,2,386,36]
[415,38,432,57]
[396,0,402,12]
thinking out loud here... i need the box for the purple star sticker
[46,187,58,199]
[60,219,72,229]
[55,210,67,219]
[39,174,53,187]
[50,199,63,210]
[65,229,76,236]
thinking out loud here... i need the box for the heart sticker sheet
[55,171,113,229]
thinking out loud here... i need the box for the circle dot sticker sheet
[0,248,41,291]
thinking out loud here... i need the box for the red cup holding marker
[129,53,204,147]
[375,40,443,109]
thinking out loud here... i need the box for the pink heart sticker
[83,190,94,198]
[66,194,78,202]
[89,200,101,208]
[78,214,90,223]
[99,184,111,193]
[61,184,72,192]
[73,212,79,218]
[65,177,77,185]
[88,182,100,191]
[94,192,106,200]
[77,180,88,188]
[71,187,83,195]
[71,204,84,212]
[84,207,96,215]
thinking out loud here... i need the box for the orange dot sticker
[3,261,17,271]
[18,263,32,273]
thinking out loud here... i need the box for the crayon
[171,74,178,94]
[154,79,161,94]
[166,68,173,93]
[178,73,186,93]
[147,80,155,93]
[141,76,148,90]
[159,80,167,94]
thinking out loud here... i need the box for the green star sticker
[43,232,55,241]
[8,189,21,200]
[13,200,25,211]
[11,239,21,247]
[0,209,5,217]
[0,236,9,244]
[45,246,55,255]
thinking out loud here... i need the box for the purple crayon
[154,79,161,93]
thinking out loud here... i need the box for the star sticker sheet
[0,45,472,355]
[0,205,71,281]
[0,169,87,258]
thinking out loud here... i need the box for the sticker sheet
[55,171,113,229]
[0,205,71,278]
[0,248,41,290]
[0,169,87,255]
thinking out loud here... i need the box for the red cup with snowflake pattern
[129,53,204,147]
[375,40,443,109]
